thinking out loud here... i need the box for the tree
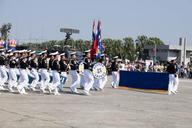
[135,35,148,59]
[0,23,12,41]
[123,37,136,61]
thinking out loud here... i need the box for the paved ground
[0,76,192,128]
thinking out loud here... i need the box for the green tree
[0,23,12,41]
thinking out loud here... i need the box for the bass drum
[78,62,84,73]
[92,63,107,79]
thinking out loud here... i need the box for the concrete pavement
[0,77,192,128]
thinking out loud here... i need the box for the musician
[92,54,107,91]
[111,56,120,88]
[0,50,8,90]
[39,51,50,93]
[17,51,29,94]
[49,52,60,95]
[83,49,94,96]
[59,53,69,92]
[166,59,177,95]
[29,51,39,91]
[69,52,80,94]
[7,52,18,92]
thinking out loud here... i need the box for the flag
[91,20,104,59]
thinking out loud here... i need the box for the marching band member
[92,54,107,91]
[29,51,39,91]
[49,52,61,95]
[69,52,80,94]
[166,59,177,95]
[17,51,29,94]
[59,53,69,92]
[39,51,50,93]
[7,52,18,92]
[111,56,120,88]
[80,55,86,89]
[83,50,94,95]
[48,52,54,86]
[98,54,108,90]
[0,50,8,90]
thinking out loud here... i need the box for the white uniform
[39,58,51,93]
[69,59,80,93]
[83,69,94,93]
[173,74,179,92]
[8,68,18,92]
[111,71,119,88]
[18,69,29,94]
[49,59,60,95]
[70,70,80,92]
[40,68,50,92]
[30,68,39,90]
[0,65,8,87]
[51,70,60,95]
[111,60,119,88]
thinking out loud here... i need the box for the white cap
[101,54,105,57]
[50,51,59,56]
[9,53,14,56]
[84,49,91,53]
[30,51,36,54]
[60,53,65,56]
[41,50,47,54]
[113,56,118,59]
[70,52,76,55]
[7,49,13,52]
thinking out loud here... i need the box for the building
[144,38,192,64]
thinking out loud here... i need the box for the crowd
[0,48,189,96]
[106,58,192,79]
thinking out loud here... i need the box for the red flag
[91,20,98,59]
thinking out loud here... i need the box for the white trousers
[83,69,94,92]
[168,74,175,94]
[30,68,39,88]
[93,75,107,90]
[173,74,179,92]
[70,70,80,92]
[100,75,107,89]
[80,74,85,88]
[18,69,29,91]
[111,71,119,87]
[0,65,8,86]
[50,70,60,94]
[8,68,18,88]
[40,69,50,90]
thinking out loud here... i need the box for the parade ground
[0,76,192,128]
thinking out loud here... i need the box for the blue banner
[119,71,169,90]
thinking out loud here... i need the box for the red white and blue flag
[91,20,104,59]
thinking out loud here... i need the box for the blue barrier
[119,71,169,90]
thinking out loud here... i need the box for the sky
[0,0,192,45]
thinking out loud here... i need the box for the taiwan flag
[90,20,104,59]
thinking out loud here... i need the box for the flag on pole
[91,20,104,59]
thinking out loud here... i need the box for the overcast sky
[0,0,192,45]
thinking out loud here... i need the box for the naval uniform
[50,59,60,95]
[83,57,94,95]
[69,59,80,93]
[40,57,50,93]
[59,60,68,91]
[8,57,18,92]
[29,58,39,90]
[17,57,29,94]
[167,62,178,94]
[0,55,8,87]
[111,60,119,88]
